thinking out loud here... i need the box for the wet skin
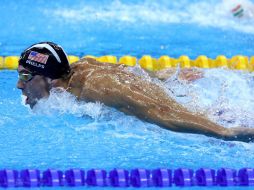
[17,58,254,142]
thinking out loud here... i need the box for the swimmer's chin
[28,101,37,109]
[25,100,37,109]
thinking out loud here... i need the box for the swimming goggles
[18,72,36,82]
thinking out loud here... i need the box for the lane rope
[0,55,253,72]
[0,168,253,187]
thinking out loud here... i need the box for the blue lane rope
[0,168,253,187]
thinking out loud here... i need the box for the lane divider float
[0,168,253,187]
[0,55,254,72]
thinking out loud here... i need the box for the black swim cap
[19,42,70,79]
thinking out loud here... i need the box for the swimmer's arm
[143,101,254,142]
[114,79,254,142]
[149,109,254,142]
[76,65,253,142]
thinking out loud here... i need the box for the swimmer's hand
[223,127,254,142]
[150,68,203,82]
[178,68,204,82]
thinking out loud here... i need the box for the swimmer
[224,0,254,18]
[17,42,254,142]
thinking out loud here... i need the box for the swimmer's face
[16,65,51,108]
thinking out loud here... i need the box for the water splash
[33,88,104,119]
[31,87,156,136]
[160,67,254,128]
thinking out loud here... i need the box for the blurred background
[0,0,254,58]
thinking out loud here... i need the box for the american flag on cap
[28,51,49,64]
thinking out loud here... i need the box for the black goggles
[18,72,36,82]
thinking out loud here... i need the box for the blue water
[1,0,254,189]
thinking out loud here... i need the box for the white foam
[44,0,254,34]
[21,95,27,106]
[21,95,30,108]
[161,68,254,128]
[32,88,105,119]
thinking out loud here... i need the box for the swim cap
[19,42,70,79]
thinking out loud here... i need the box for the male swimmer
[17,42,254,142]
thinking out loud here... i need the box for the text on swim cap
[26,60,45,69]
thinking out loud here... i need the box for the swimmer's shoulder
[70,57,126,71]
[69,57,115,80]
[70,57,94,67]
[71,57,110,67]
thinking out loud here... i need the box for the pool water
[1,0,254,189]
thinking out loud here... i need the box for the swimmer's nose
[16,79,25,90]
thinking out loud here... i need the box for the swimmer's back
[68,58,208,128]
